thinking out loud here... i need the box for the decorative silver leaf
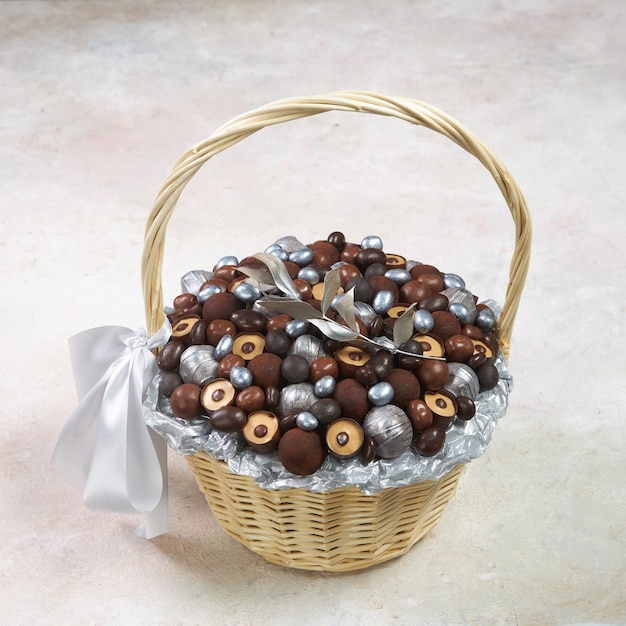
[393,303,417,347]
[257,296,323,320]
[334,287,358,332]
[237,263,274,287]
[253,252,300,299]
[308,318,359,342]
[321,267,341,316]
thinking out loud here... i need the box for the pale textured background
[1,1,625,625]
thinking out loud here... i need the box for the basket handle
[142,90,531,360]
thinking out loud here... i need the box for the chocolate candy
[281,354,310,384]
[202,291,240,322]
[264,329,291,357]
[170,383,202,420]
[327,231,345,249]
[209,406,247,432]
[326,419,364,459]
[206,319,236,345]
[456,396,476,420]
[417,359,450,391]
[415,426,446,457]
[159,372,183,398]
[230,309,267,333]
[355,248,387,271]
[333,378,370,422]
[309,356,339,382]
[384,369,421,409]
[477,362,499,391]
[247,353,283,389]
[242,411,281,453]
[232,333,265,360]
[278,428,325,475]
[445,334,475,362]
[201,379,236,412]
[157,339,186,371]
[235,385,265,413]
[309,398,342,426]
[406,399,433,432]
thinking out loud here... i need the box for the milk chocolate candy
[209,406,247,432]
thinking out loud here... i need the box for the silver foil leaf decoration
[392,303,417,347]
[334,287,358,332]
[308,318,359,341]
[321,267,341,316]
[257,296,322,320]
[252,252,301,299]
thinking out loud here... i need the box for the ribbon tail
[135,430,168,539]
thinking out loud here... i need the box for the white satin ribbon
[52,321,171,539]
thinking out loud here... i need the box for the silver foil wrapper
[144,354,512,495]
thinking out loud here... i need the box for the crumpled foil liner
[144,354,512,495]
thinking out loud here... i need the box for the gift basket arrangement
[54,91,531,572]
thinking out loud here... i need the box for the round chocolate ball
[444,334,475,362]
[202,292,240,323]
[456,396,476,420]
[170,383,202,420]
[415,426,446,457]
[431,310,462,340]
[248,353,283,389]
[332,378,370,423]
[417,359,450,391]
[278,428,326,475]
[383,369,421,409]
[281,354,310,384]
[477,362,499,391]
[309,398,342,426]
[264,329,292,357]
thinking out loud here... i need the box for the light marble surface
[1,1,625,624]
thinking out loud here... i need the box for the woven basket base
[186,452,465,572]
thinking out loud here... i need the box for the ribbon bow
[52,322,171,538]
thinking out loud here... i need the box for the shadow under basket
[186,452,465,572]
[142,91,531,572]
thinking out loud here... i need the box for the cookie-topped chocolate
[157,232,502,475]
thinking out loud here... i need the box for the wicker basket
[141,91,531,572]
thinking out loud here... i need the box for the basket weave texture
[187,452,465,572]
[142,91,531,571]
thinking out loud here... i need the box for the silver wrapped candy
[277,383,316,418]
[372,290,394,314]
[475,307,497,333]
[444,363,480,401]
[198,283,223,303]
[297,266,320,284]
[296,411,319,431]
[443,273,465,289]
[274,235,306,253]
[215,334,234,360]
[214,255,239,269]
[233,281,262,304]
[289,248,315,266]
[368,382,394,406]
[178,345,218,387]
[230,365,253,389]
[413,309,434,333]
[314,375,336,398]
[180,270,214,296]
[384,269,411,285]
[362,405,413,459]
[448,302,473,325]
[442,288,477,324]
[288,334,328,364]
[361,235,383,250]
[285,319,310,338]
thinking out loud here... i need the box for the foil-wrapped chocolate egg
[271,249,289,261]
[277,383,316,418]
[198,283,223,304]
[232,282,262,304]
[362,405,413,458]
[443,273,465,289]
[413,309,434,333]
[178,345,219,387]
[296,411,319,431]
[384,269,411,285]
[285,319,309,339]
[230,365,253,389]
[372,290,394,314]
[367,381,394,406]
[314,375,336,398]
[361,235,383,250]
[448,302,472,325]
[214,255,239,269]
[215,334,234,360]
[475,307,497,333]
[297,266,320,284]
[290,248,315,266]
